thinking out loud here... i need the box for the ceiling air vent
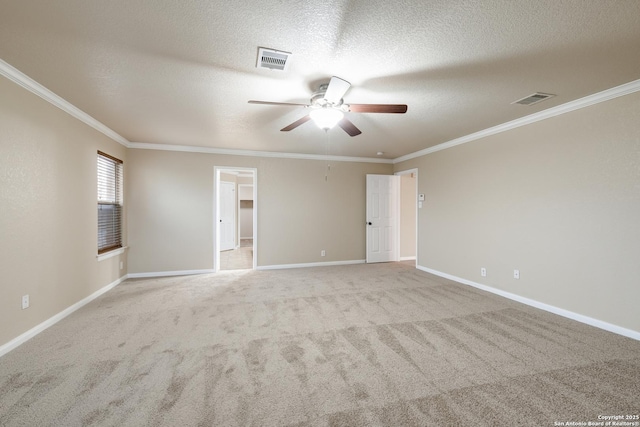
[512,92,556,106]
[256,47,291,71]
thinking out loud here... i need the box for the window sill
[97,246,127,262]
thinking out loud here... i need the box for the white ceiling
[1,0,639,160]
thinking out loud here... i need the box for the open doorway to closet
[215,167,257,271]
[396,169,417,266]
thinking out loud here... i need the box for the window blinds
[97,151,123,253]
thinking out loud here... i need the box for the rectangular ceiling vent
[256,47,291,71]
[512,92,556,106]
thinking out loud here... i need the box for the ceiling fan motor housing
[310,84,344,108]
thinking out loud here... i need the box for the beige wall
[399,174,417,259]
[127,149,392,273]
[239,185,254,239]
[396,92,640,332]
[4,62,636,351]
[0,76,127,347]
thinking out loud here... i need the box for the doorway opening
[214,167,257,271]
[395,169,418,267]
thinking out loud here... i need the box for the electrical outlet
[514,269,520,279]
[321,250,326,257]
[22,295,29,309]
[481,268,487,277]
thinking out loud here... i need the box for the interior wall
[127,149,392,273]
[220,173,237,183]
[0,75,128,348]
[238,185,253,200]
[395,91,640,333]
[239,185,254,239]
[399,173,417,259]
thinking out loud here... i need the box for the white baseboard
[399,256,416,261]
[0,275,128,358]
[257,259,366,271]
[416,265,640,341]
[127,269,215,279]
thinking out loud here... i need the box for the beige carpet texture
[1,263,638,426]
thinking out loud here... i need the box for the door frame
[395,168,418,267]
[214,167,258,272]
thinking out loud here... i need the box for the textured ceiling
[1,0,639,159]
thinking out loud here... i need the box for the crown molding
[0,59,131,147]
[0,59,389,163]
[4,58,638,164]
[393,78,640,164]
[128,142,394,164]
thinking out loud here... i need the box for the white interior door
[366,174,400,263]
[220,181,236,251]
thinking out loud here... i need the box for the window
[97,151,123,254]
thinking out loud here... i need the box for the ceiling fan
[248,76,408,136]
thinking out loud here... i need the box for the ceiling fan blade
[347,104,408,113]
[324,76,351,104]
[249,100,308,107]
[338,118,362,137]
[280,115,312,132]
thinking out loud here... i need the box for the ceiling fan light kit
[248,76,407,137]
[309,107,344,130]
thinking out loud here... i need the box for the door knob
[367,222,372,225]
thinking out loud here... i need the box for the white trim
[257,259,365,271]
[0,274,128,358]
[126,269,215,279]
[130,142,393,164]
[0,59,130,147]
[416,265,640,341]
[394,78,640,164]
[399,256,417,261]
[96,246,127,262]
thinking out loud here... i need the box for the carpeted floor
[1,263,638,426]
